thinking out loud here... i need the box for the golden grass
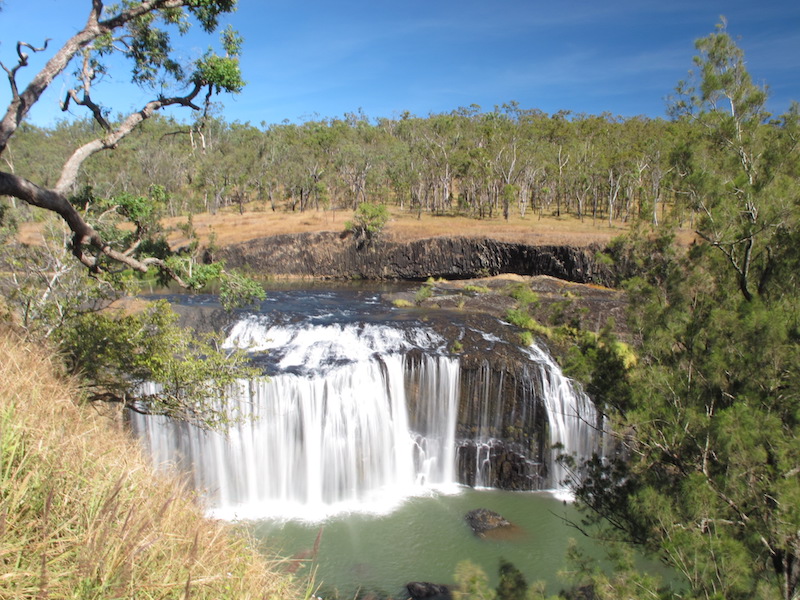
[17,202,696,252]
[0,329,304,600]
[160,204,626,249]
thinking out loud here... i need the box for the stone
[406,581,452,600]
[464,508,512,537]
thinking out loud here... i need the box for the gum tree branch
[0,0,203,155]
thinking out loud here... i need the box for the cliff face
[216,232,613,284]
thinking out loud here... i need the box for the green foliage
[563,322,633,416]
[452,559,558,600]
[57,299,260,428]
[572,23,800,600]
[505,307,537,330]
[218,269,266,310]
[496,559,527,600]
[414,280,434,304]
[517,330,534,346]
[194,54,244,93]
[0,197,18,244]
[345,202,390,240]
[453,561,495,600]
[392,298,414,308]
[505,282,539,308]
[5,90,713,226]
[557,540,667,600]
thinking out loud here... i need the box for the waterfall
[130,308,602,519]
[130,319,460,520]
[525,343,602,495]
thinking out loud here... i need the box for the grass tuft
[0,328,302,599]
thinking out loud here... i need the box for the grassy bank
[17,203,628,251]
[0,329,303,600]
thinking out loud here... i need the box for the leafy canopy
[571,21,800,600]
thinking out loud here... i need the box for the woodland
[0,2,799,599]
[7,103,677,227]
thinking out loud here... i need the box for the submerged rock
[464,508,513,537]
[407,581,452,600]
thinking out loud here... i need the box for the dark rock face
[169,304,234,334]
[455,357,552,490]
[407,581,452,600]
[217,232,612,284]
[465,508,512,536]
[402,324,554,491]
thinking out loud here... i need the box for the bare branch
[0,171,190,287]
[60,53,111,131]
[0,0,196,155]
[55,80,203,193]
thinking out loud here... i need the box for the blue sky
[1,0,798,127]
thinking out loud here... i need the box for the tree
[0,2,267,427]
[571,23,800,600]
[496,559,528,600]
[0,1,243,286]
[59,299,259,428]
[344,201,389,242]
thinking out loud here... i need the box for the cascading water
[130,318,461,520]
[131,288,602,520]
[525,343,602,495]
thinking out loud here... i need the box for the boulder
[464,508,512,537]
[406,581,451,600]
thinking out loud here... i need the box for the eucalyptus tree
[484,107,526,221]
[0,1,265,425]
[572,23,800,600]
[420,111,463,214]
[332,113,377,209]
[394,113,434,216]
[0,0,244,286]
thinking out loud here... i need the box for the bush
[345,202,390,241]
[506,283,539,308]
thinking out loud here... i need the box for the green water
[251,488,603,598]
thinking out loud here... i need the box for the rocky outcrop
[216,232,612,284]
[407,582,452,600]
[403,330,555,491]
[464,508,513,537]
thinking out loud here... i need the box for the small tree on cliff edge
[345,202,390,243]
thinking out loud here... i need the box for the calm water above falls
[132,285,605,595]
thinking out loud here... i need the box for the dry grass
[160,205,626,249]
[0,329,304,600]
[17,203,696,254]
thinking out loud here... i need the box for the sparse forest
[5,105,678,226]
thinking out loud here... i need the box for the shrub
[506,283,538,308]
[415,282,434,304]
[345,202,390,241]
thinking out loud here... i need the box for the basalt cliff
[215,231,614,284]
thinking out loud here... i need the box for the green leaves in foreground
[59,299,260,428]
